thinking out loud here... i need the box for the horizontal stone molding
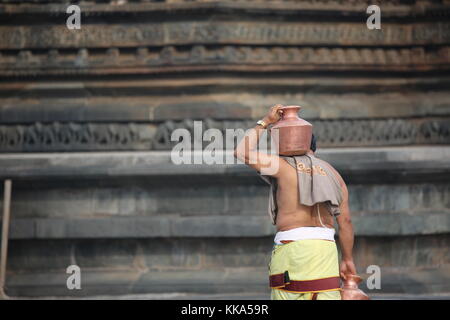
[0,118,449,152]
[3,181,448,219]
[5,266,450,297]
[1,90,450,124]
[0,146,449,182]
[2,77,450,98]
[0,122,154,152]
[3,213,450,239]
[1,45,448,76]
[1,22,449,50]
[151,117,450,150]
[0,0,419,5]
[0,0,446,18]
[5,216,275,239]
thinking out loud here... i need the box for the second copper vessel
[270,105,312,156]
[340,274,370,300]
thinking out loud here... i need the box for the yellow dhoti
[269,239,341,300]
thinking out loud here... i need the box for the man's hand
[234,103,289,178]
[262,104,284,125]
[340,259,357,280]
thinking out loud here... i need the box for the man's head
[310,134,317,152]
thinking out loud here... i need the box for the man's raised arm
[233,105,285,177]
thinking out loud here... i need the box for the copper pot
[270,105,312,156]
[340,274,370,300]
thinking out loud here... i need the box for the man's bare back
[275,155,338,231]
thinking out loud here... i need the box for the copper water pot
[340,274,370,300]
[270,105,312,156]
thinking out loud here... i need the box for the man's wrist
[256,118,270,129]
[342,256,353,262]
[261,117,273,126]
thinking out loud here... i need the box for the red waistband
[270,272,340,292]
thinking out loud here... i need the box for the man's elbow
[233,149,241,161]
[234,148,247,162]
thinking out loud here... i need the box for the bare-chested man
[234,104,357,300]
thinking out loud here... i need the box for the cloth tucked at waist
[274,226,335,245]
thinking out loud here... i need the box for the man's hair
[310,134,317,152]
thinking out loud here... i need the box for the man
[234,105,356,300]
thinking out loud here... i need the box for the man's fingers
[272,105,284,117]
[348,262,356,274]
[272,104,283,112]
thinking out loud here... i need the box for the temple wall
[1,147,450,296]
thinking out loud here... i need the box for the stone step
[1,147,450,183]
[3,213,450,240]
[5,266,450,298]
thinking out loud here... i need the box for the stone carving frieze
[0,118,448,152]
[1,22,449,50]
[0,122,151,152]
[1,45,447,76]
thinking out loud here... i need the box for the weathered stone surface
[4,235,450,296]
[353,235,450,269]
[2,22,449,50]
[6,235,450,272]
[3,180,449,219]
[155,186,227,215]
[225,185,268,215]
[3,213,450,239]
[7,266,450,297]
[0,0,429,16]
[1,45,449,75]
[351,214,450,236]
[1,0,449,298]
[1,117,449,152]
[349,183,450,213]
[2,87,450,122]
[6,239,74,272]
[153,102,252,121]
[1,147,449,182]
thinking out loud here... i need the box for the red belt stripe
[270,273,340,292]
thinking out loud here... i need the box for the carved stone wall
[1,0,450,297]
[0,0,449,152]
[1,118,449,152]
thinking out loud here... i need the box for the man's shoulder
[315,157,345,184]
[317,157,337,172]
